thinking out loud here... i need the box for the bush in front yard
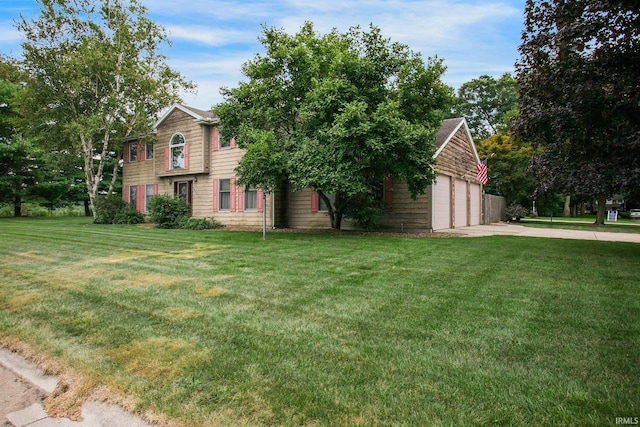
[177,216,224,230]
[94,194,144,224]
[147,195,190,229]
[505,203,529,222]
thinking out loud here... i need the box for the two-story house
[123,104,484,231]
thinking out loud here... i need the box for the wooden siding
[288,189,333,229]
[379,180,432,232]
[122,140,158,211]
[122,148,156,186]
[156,109,209,177]
[434,126,480,184]
[287,189,357,229]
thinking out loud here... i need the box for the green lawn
[521,217,640,234]
[1,217,639,426]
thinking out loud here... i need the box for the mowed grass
[0,217,639,426]
[521,217,640,234]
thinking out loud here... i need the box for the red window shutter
[310,188,319,212]
[230,178,237,212]
[212,179,218,212]
[230,136,236,148]
[384,175,394,209]
[237,185,244,212]
[257,189,264,212]
[124,185,130,203]
[164,147,170,171]
[184,144,190,169]
[124,145,130,163]
[212,128,219,151]
[136,185,145,212]
[153,183,158,195]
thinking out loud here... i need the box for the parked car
[630,209,640,220]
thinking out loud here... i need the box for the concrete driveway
[437,222,640,243]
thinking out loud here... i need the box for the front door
[174,181,193,212]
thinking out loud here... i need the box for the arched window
[170,133,185,169]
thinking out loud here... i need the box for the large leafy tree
[217,23,452,229]
[453,73,518,141]
[17,0,192,218]
[0,58,40,217]
[476,133,536,208]
[0,135,42,217]
[516,0,640,225]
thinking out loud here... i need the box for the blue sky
[1,0,526,111]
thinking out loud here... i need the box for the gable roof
[154,104,219,129]
[433,117,481,163]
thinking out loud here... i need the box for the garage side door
[470,183,481,226]
[455,179,468,228]
[433,175,451,230]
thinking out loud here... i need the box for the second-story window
[170,133,185,169]
[129,142,138,162]
[145,143,154,160]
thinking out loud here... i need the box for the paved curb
[0,348,151,427]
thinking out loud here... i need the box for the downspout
[429,164,436,233]
[272,192,276,229]
[430,178,435,233]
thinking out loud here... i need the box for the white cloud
[165,25,254,46]
[0,23,21,42]
[141,0,278,22]
[0,0,524,105]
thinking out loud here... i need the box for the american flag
[476,162,488,185]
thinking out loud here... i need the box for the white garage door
[455,179,468,228]
[470,184,481,226]
[433,175,451,230]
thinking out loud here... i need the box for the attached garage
[368,117,486,232]
[430,118,485,231]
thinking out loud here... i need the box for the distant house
[122,105,484,231]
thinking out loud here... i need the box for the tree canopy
[516,0,640,225]
[216,23,452,229]
[17,0,193,218]
[475,133,535,208]
[453,73,519,141]
[0,59,38,216]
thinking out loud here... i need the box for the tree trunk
[563,195,571,217]
[594,194,607,226]
[107,151,121,195]
[13,195,22,217]
[333,213,343,230]
[84,200,91,216]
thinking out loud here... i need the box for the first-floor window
[145,184,155,212]
[319,193,334,212]
[244,187,257,210]
[129,185,138,210]
[219,179,230,210]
